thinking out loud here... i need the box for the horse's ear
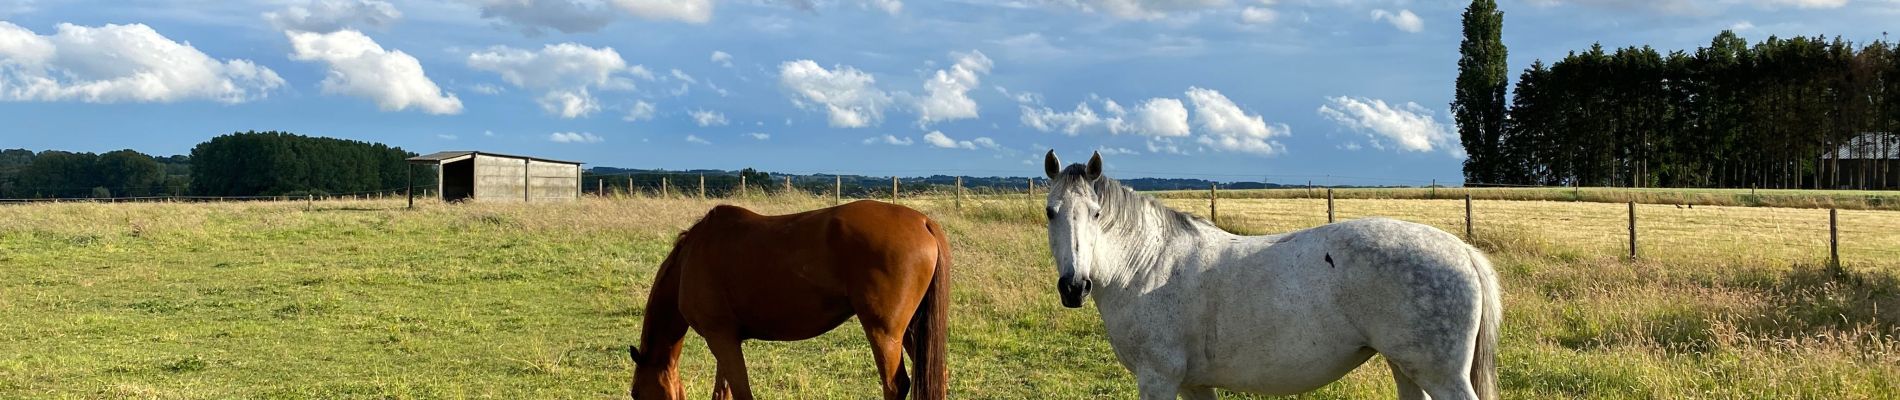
[1085,151,1103,181]
[1043,150,1061,179]
[628,345,642,365]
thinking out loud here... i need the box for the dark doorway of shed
[443,159,474,202]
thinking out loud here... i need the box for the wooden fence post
[1829,208,1841,274]
[740,175,747,198]
[661,176,670,198]
[891,176,899,203]
[1431,179,1437,199]
[627,176,633,196]
[699,174,706,199]
[406,164,414,209]
[597,178,603,197]
[1464,194,1473,241]
[1327,188,1335,223]
[1027,178,1035,200]
[784,176,792,193]
[1209,183,1218,224]
[1628,201,1638,259]
[307,194,313,211]
[835,175,843,205]
[955,176,963,210]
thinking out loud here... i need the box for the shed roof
[407,151,582,165]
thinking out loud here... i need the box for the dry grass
[1,192,1896,398]
[1152,186,1900,211]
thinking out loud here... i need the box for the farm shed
[406,151,582,203]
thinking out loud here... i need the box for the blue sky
[2,0,1896,185]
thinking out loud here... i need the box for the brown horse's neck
[632,246,689,399]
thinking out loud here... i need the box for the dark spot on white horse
[1324,253,1335,268]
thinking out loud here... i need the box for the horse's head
[1043,150,1105,309]
[628,346,684,400]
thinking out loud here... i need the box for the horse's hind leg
[860,313,912,400]
[1385,357,1426,400]
[704,334,755,400]
[1383,353,1476,400]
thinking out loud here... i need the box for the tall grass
[1152,186,1900,211]
[0,192,1894,398]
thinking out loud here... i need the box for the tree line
[1456,0,1899,189]
[0,149,191,198]
[2,131,421,199]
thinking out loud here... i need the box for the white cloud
[779,60,892,128]
[1728,21,1754,31]
[923,130,978,149]
[266,0,401,32]
[610,0,715,23]
[1371,9,1423,33]
[437,133,458,140]
[624,100,656,121]
[1122,97,1190,137]
[1316,96,1454,153]
[0,22,283,104]
[467,42,638,118]
[1185,87,1286,155]
[862,134,913,146]
[1239,6,1277,24]
[669,68,697,84]
[286,30,462,114]
[476,0,616,35]
[1767,0,1846,9]
[483,130,497,137]
[1021,96,1187,137]
[1096,146,1138,156]
[710,50,733,67]
[1020,102,1105,136]
[549,131,603,143]
[468,83,505,94]
[1146,138,1186,155]
[913,50,993,126]
[689,109,729,126]
[1049,0,1231,20]
[746,132,770,140]
[685,134,712,144]
[972,137,1002,150]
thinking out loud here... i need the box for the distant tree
[1454,0,1509,184]
[96,150,165,197]
[189,131,415,196]
[17,151,100,198]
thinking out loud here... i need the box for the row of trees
[1487,33,1899,189]
[1454,0,1899,189]
[0,149,190,198]
[189,131,419,196]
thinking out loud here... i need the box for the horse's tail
[908,220,951,400]
[1468,247,1500,400]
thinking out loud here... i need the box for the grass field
[2,193,1896,399]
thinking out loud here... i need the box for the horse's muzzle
[1058,275,1091,308]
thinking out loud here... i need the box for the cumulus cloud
[913,50,993,126]
[685,134,711,144]
[1240,6,1277,24]
[1316,96,1454,153]
[746,132,769,140]
[1767,0,1847,8]
[922,130,979,149]
[1048,0,1231,20]
[611,0,715,23]
[779,60,892,128]
[286,30,462,114]
[266,0,402,32]
[0,22,283,104]
[1020,96,1187,137]
[1096,146,1138,156]
[476,0,616,35]
[1185,87,1286,155]
[710,50,732,67]
[1371,9,1423,33]
[689,109,729,126]
[549,131,603,143]
[862,134,913,146]
[1123,98,1190,137]
[624,100,657,121]
[467,42,639,118]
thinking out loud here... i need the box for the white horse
[1041,151,1500,400]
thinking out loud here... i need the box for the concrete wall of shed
[470,154,580,202]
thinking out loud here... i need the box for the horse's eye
[1093,210,1102,219]
[1046,207,1056,220]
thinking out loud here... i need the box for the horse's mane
[1053,164,1211,234]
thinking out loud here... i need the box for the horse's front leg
[705,335,754,400]
[1130,351,1190,400]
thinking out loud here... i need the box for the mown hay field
[1,192,1895,398]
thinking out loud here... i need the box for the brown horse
[629,200,951,400]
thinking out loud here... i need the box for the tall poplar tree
[1454,0,1509,184]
